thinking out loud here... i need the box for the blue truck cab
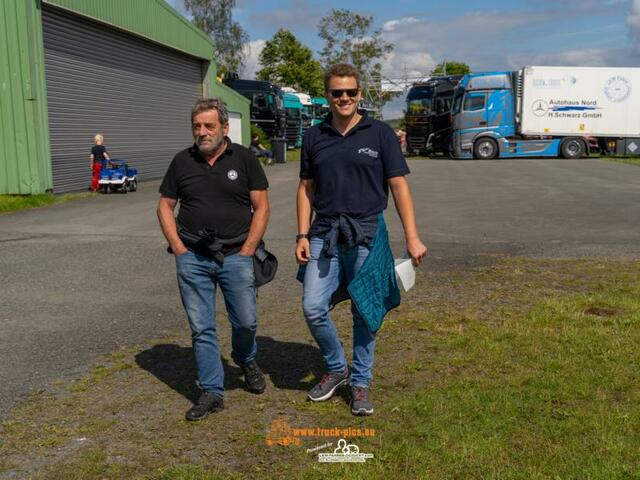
[311,97,329,126]
[284,93,303,148]
[451,71,564,159]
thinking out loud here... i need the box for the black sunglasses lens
[330,89,358,98]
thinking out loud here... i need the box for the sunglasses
[329,88,359,98]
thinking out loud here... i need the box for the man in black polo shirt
[157,98,270,421]
[295,63,427,416]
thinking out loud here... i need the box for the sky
[168,0,640,118]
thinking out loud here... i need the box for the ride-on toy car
[98,159,138,193]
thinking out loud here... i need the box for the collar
[320,111,373,135]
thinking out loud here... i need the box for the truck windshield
[406,86,435,115]
[314,104,329,117]
[285,108,300,118]
[452,89,465,115]
[253,94,274,111]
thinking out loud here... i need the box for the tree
[256,29,324,96]
[317,9,395,111]
[184,0,249,77]
[431,61,471,76]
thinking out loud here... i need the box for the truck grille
[285,124,299,145]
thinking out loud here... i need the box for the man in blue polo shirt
[295,63,427,416]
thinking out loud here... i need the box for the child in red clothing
[89,134,110,191]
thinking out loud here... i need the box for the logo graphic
[306,442,332,454]
[317,438,374,463]
[358,147,379,158]
[604,76,631,103]
[532,76,576,88]
[532,100,549,116]
[265,417,377,448]
[227,169,238,180]
[531,99,600,116]
[265,418,301,446]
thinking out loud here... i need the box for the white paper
[394,258,415,292]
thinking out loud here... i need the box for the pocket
[174,250,192,266]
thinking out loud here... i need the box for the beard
[196,131,225,155]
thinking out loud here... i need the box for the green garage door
[43,6,203,192]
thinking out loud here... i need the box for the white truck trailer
[452,66,640,159]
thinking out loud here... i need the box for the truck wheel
[561,138,584,159]
[130,179,137,192]
[121,181,128,194]
[474,138,498,160]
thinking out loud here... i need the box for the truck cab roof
[458,72,512,91]
[224,79,283,95]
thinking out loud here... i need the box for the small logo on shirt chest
[358,147,379,158]
[227,169,238,180]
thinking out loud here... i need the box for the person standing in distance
[157,98,270,421]
[89,134,109,191]
[295,63,427,416]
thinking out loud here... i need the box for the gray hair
[191,98,229,126]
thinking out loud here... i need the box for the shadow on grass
[135,336,325,403]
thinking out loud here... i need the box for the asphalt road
[0,158,638,418]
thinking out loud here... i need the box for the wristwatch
[295,233,309,242]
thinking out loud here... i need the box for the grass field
[1,258,638,479]
[0,192,93,214]
[606,157,640,167]
[286,148,301,163]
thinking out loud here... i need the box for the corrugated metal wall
[0,0,52,194]
[43,6,203,192]
[43,0,214,62]
[213,82,252,146]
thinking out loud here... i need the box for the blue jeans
[302,237,376,388]
[176,251,257,397]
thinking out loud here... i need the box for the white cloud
[506,48,623,68]
[384,50,436,78]
[380,11,541,78]
[241,40,266,79]
[627,0,640,42]
[382,17,419,32]
[379,8,638,119]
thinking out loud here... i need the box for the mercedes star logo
[532,100,549,117]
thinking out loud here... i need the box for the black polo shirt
[300,112,409,218]
[159,140,268,238]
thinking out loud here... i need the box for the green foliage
[317,9,394,111]
[317,9,392,74]
[384,118,404,129]
[250,124,271,150]
[184,0,248,77]
[257,29,324,96]
[431,61,471,76]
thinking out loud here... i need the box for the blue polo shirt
[300,112,409,218]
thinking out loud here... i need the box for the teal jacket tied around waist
[297,214,400,334]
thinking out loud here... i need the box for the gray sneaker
[308,367,350,402]
[351,386,373,416]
